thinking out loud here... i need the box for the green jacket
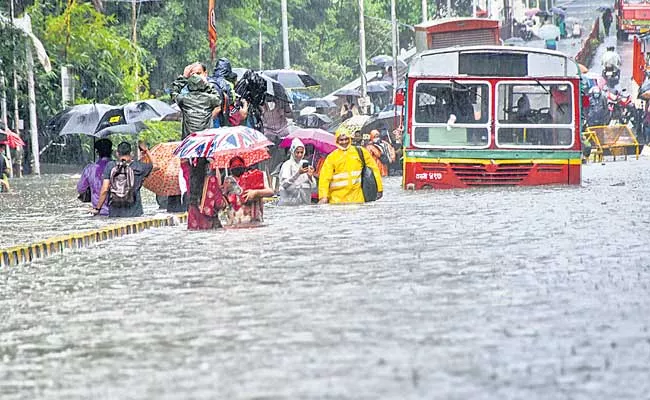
[171,75,222,139]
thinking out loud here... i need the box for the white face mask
[267,101,276,111]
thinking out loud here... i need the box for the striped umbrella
[173,126,273,168]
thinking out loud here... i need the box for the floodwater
[1,160,650,399]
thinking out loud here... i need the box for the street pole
[472,0,477,17]
[422,0,428,22]
[447,0,452,17]
[131,0,139,99]
[24,15,40,176]
[281,0,290,69]
[359,0,367,114]
[1,71,13,178]
[391,0,398,102]
[259,12,263,71]
[10,0,22,177]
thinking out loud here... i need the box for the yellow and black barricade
[1,213,187,268]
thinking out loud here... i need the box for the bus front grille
[451,163,533,185]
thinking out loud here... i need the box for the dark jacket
[209,58,237,99]
[171,75,222,139]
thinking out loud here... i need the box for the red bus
[400,46,583,189]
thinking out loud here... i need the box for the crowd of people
[74,59,389,231]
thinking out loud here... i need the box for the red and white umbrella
[0,127,25,148]
[173,126,273,168]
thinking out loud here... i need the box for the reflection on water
[1,161,650,399]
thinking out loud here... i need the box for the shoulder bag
[355,146,378,202]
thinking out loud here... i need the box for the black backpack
[109,160,136,208]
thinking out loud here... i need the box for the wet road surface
[1,160,650,399]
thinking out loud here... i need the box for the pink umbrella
[279,128,337,154]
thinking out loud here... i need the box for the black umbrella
[366,81,393,94]
[302,98,337,108]
[94,107,148,138]
[259,73,291,103]
[262,69,319,89]
[295,113,333,129]
[47,103,115,136]
[334,88,362,97]
[122,99,178,123]
[370,55,407,70]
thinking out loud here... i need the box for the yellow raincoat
[318,137,383,204]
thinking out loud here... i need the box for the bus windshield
[496,82,574,147]
[412,81,490,148]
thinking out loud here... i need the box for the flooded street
[1,161,650,399]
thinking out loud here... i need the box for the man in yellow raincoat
[318,130,383,204]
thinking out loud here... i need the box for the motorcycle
[516,19,534,41]
[602,65,620,88]
[617,89,636,124]
[586,95,611,127]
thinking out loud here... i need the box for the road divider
[0,213,187,268]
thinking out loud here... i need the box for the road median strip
[1,213,187,268]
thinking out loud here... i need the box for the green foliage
[138,121,182,147]
[31,2,150,103]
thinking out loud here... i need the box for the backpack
[109,160,136,208]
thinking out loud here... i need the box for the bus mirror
[394,90,404,106]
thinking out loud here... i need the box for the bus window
[496,82,574,147]
[412,81,490,148]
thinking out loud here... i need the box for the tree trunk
[91,0,104,12]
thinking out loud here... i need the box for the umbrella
[301,98,337,109]
[370,55,408,70]
[550,6,566,16]
[366,81,393,94]
[525,8,541,17]
[279,128,336,154]
[334,87,362,97]
[173,126,273,168]
[538,24,561,40]
[360,112,400,136]
[295,113,333,129]
[262,69,319,89]
[94,107,148,138]
[143,142,182,196]
[123,99,178,123]
[300,106,318,116]
[258,73,291,103]
[597,5,613,11]
[0,128,25,148]
[335,115,371,137]
[47,103,114,136]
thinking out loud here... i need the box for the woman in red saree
[220,156,274,227]
[187,158,225,230]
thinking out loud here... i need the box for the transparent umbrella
[538,24,561,40]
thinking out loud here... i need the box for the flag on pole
[208,0,217,62]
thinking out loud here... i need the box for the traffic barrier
[575,17,601,67]
[0,213,187,268]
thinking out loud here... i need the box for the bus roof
[408,46,581,78]
[413,17,500,33]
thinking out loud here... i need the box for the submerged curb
[0,213,187,268]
